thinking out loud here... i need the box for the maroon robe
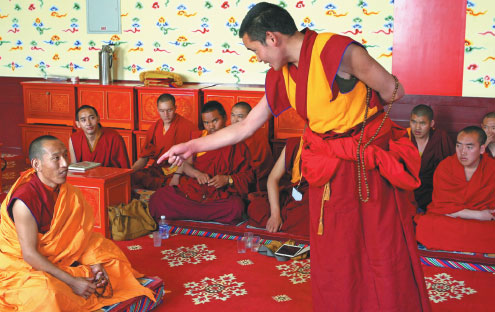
[149,135,254,224]
[244,128,274,193]
[265,28,430,312]
[247,137,309,236]
[132,115,196,190]
[8,173,57,233]
[71,127,130,168]
[409,128,455,209]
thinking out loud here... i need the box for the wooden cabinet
[134,130,147,160]
[77,83,137,130]
[274,108,305,139]
[67,167,132,238]
[19,124,74,161]
[135,84,213,131]
[202,85,272,139]
[114,129,134,164]
[22,82,76,126]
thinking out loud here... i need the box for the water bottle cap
[161,215,165,220]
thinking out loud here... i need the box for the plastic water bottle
[159,215,169,239]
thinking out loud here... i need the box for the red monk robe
[265,29,430,311]
[415,154,495,253]
[408,128,455,209]
[71,127,130,168]
[0,169,154,311]
[149,131,254,224]
[244,128,274,193]
[247,137,309,236]
[132,114,195,190]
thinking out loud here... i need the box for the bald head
[29,135,61,161]
[231,102,252,124]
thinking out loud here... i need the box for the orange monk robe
[247,137,309,236]
[71,127,130,168]
[265,28,430,311]
[244,128,274,193]
[0,169,154,311]
[149,130,254,224]
[132,114,196,190]
[415,155,495,253]
[408,128,455,209]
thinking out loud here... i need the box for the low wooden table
[67,167,132,238]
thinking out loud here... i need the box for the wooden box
[21,81,76,126]
[114,128,135,164]
[19,124,74,162]
[77,82,138,130]
[67,167,132,238]
[135,84,213,131]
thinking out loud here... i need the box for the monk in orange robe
[159,4,430,311]
[149,101,253,224]
[248,137,309,236]
[415,126,495,253]
[132,93,196,190]
[408,104,455,211]
[0,135,154,311]
[230,101,274,193]
[69,105,130,168]
[481,112,495,158]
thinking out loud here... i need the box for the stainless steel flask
[98,45,113,85]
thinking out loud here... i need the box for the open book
[68,161,101,172]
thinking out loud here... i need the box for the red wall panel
[393,0,467,96]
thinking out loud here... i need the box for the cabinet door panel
[274,108,305,139]
[26,89,49,112]
[23,84,75,126]
[174,94,197,126]
[50,91,72,113]
[79,89,105,119]
[107,91,133,121]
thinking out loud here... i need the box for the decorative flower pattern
[276,259,311,284]
[425,272,477,303]
[161,243,216,267]
[184,273,247,304]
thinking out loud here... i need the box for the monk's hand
[70,276,97,299]
[158,143,193,167]
[169,174,180,186]
[486,133,495,146]
[266,215,283,233]
[208,175,229,188]
[195,171,210,184]
[90,263,109,288]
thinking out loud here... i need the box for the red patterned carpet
[117,234,495,312]
[116,234,312,312]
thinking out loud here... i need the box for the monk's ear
[265,31,278,46]
[75,120,81,129]
[31,158,41,172]
[430,119,435,129]
[480,143,486,155]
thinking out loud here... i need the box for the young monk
[408,104,455,212]
[132,93,196,190]
[230,101,274,193]
[149,101,253,224]
[247,137,309,236]
[159,3,430,311]
[69,105,130,168]
[415,126,495,253]
[481,112,495,158]
[0,135,154,311]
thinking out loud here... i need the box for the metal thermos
[98,45,113,85]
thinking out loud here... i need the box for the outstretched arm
[339,44,405,103]
[158,96,272,166]
[266,147,286,233]
[12,200,97,299]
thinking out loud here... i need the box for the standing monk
[481,112,495,158]
[131,94,196,190]
[230,101,274,193]
[159,3,430,311]
[69,105,130,168]
[408,104,455,212]
[0,135,154,311]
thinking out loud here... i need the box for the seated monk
[149,101,254,224]
[247,137,309,236]
[408,104,454,212]
[0,135,154,311]
[132,93,196,190]
[481,112,495,158]
[69,105,130,168]
[230,101,274,193]
[415,126,495,253]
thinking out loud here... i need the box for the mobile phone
[274,244,303,257]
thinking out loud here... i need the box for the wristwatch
[228,175,233,185]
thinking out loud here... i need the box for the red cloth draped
[149,141,253,224]
[8,173,56,233]
[415,155,495,253]
[410,128,455,208]
[264,29,430,311]
[132,115,196,190]
[244,128,274,193]
[71,127,130,168]
[247,137,309,236]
